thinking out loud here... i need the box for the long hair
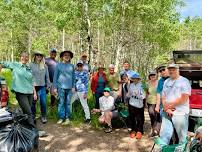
[32,55,45,70]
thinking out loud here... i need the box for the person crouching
[127,73,145,139]
[92,87,118,133]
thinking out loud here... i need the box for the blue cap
[131,73,140,79]
[50,48,57,52]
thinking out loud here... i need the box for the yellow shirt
[147,82,157,104]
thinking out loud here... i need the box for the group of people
[0,49,191,147]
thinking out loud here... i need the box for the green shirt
[147,82,157,104]
[107,72,120,91]
[1,62,34,94]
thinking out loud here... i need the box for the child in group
[71,60,91,124]
[53,50,75,126]
[127,73,145,139]
[92,87,118,133]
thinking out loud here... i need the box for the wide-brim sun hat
[33,51,44,56]
[148,71,157,76]
[60,50,74,59]
[98,64,106,70]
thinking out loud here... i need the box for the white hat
[109,64,115,69]
[77,60,84,65]
[167,64,179,69]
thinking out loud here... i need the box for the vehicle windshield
[174,51,202,64]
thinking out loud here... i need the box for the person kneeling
[92,87,118,133]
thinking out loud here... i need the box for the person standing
[146,71,160,137]
[71,60,91,124]
[127,73,145,140]
[106,64,121,100]
[53,50,75,125]
[0,52,37,126]
[120,61,136,79]
[45,48,58,107]
[80,53,91,73]
[155,65,169,115]
[159,64,191,146]
[30,51,50,124]
[91,64,107,109]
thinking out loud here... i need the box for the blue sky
[179,0,202,19]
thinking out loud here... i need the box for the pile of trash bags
[0,108,39,152]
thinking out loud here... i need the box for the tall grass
[0,70,100,128]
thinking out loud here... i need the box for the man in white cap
[71,60,91,124]
[106,64,121,100]
[159,64,191,146]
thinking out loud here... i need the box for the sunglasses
[104,91,110,93]
[159,69,165,73]
[77,64,83,67]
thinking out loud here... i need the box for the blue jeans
[58,88,72,119]
[32,86,47,117]
[94,92,103,109]
[160,112,188,145]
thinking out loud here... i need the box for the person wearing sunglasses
[92,87,118,133]
[71,60,91,124]
[155,65,169,115]
[30,51,50,124]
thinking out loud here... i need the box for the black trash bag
[0,110,39,152]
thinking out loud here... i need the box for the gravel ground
[37,111,154,152]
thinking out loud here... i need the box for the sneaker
[41,117,47,124]
[85,119,91,124]
[62,119,70,126]
[136,132,143,139]
[149,130,159,138]
[130,131,136,138]
[57,119,63,125]
[104,125,112,133]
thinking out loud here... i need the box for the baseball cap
[103,87,111,92]
[50,48,57,53]
[167,64,179,69]
[131,73,140,79]
[157,65,166,72]
[77,60,84,65]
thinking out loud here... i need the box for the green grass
[0,70,100,128]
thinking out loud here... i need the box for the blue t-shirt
[96,75,105,93]
[156,77,169,96]
[120,70,137,79]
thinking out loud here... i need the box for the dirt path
[38,112,154,152]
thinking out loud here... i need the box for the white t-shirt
[128,82,145,108]
[162,76,191,115]
[99,96,115,115]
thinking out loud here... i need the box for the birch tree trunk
[84,0,92,64]
[62,28,65,51]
